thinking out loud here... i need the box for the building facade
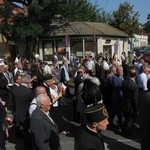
[37,22,128,62]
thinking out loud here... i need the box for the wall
[133,34,148,47]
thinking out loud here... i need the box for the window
[42,41,54,61]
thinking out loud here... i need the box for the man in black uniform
[74,103,109,150]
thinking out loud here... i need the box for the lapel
[40,109,58,128]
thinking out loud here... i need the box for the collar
[43,83,48,87]
[85,124,101,137]
[86,124,98,134]
[21,83,28,87]
[15,83,20,86]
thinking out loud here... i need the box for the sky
[91,0,150,24]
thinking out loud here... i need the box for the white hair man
[30,94,61,150]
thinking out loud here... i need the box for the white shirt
[44,112,55,125]
[60,65,70,81]
[44,65,52,75]
[86,60,94,70]
[50,86,59,107]
[29,98,37,118]
[137,72,148,91]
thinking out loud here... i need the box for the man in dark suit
[74,67,84,95]
[9,74,22,111]
[95,57,105,82]
[122,68,139,137]
[0,63,9,103]
[74,67,84,122]
[11,73,34,149]
[139,79,150,150]
[30,94,61,150]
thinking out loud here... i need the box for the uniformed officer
[74,103,109,150]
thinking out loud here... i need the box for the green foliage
[0,1,53,41]
[110,1,140,36]
[56,0,112,22]
[16,23,43,39]
[143,14,150,44]
[0,0,112,41]
[143,14,150,33]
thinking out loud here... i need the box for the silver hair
[21,73,31,84]
[83,74,92,80]
[36,93,48,107]
[90,77,100,86]
[35,86,46,96]
[82,74,100,86]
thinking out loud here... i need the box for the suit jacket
[0,72,9,101]
[30,108,61,150]
[95,63,105,81]
[111,75,123,101]
[11,84,34,123]
[122,78,139,114]
[74,75,83,95]
[75,125,104,150]
[139,90,150,128]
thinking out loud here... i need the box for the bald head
[35,86,47,97]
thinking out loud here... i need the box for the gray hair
[90,77,100,86]
[21,73,31,84]
[83,74,100,86]
[36,93,48,107]
[35,86,46,96]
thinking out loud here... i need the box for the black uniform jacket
[75,125,104,150]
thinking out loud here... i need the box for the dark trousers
[15,118,32,150]
[110,100,123,127]
[141,125,150,150]
[0,125,6,150]
[122,112,134,136]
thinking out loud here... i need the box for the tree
[143,14,150,44]
[0,0,60,58]
[110,1,140,36]
[57,0,112,23]
[0,0,111,59]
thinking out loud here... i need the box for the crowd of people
[0,51,150,150]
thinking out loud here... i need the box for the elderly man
[75,103,109,150]
[30,94,61,150]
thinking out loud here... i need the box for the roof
[47,22,128,38]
